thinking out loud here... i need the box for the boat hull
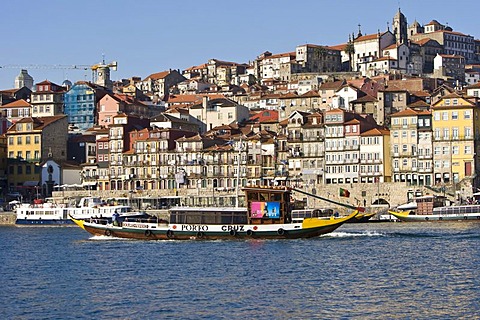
[346,212,375,223]
[16,219,74,226]
[389,210,480,222]
[72,211,358,240]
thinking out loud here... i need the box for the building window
[452,128,459,139]
[464,110,471,119]
[442,112,448,120]
[34,136,40,144]
[452,111,458,120]
[465,127,472,138]
[17,137,22,145]
[465,146,472,154]
[443,128,449,139]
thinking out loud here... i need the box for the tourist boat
[389,204,480,222]
[71,185,359,240]
[15,197,144,226]
[387,193,480,221]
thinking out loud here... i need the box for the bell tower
[392,8,408,45]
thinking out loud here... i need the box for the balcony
[417,154,432,159]
[343,144,359,151]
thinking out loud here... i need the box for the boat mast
[291,187,363,211]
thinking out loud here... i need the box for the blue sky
[0,0,478,89]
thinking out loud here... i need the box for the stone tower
[392,8,408,45]
[15,69,34,90]
[408,19,424,39]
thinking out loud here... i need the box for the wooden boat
[349,212,375,223]
[71,185,359,240]
[389,204,480,222]
[389,193,480,221]
[291,208,374,223]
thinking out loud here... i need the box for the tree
[344,37,355,72]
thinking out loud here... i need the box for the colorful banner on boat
[250,201,280,219]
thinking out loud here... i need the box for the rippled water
[1,222,479,319]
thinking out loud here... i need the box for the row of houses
[3,82,480,200]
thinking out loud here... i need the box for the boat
[388,192,480,222]
[71,185,359,240]
[15,197,145,226]
[349,212,375,223]
[389,204,480,222]
[291,208,374,223]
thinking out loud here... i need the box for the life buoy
[105,229,112,236]
[166,230,174,238]
[464,216,468,220]
[229,230,237,236]
[246,229,254,236]
[145,230,153,237]
[196,231,204,238]
[425,217,429,221]
[477,216,480,220]
[277,228,285,235]
[439,217,443,221]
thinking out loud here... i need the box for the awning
[23,181,39,187]
[82,182,97,186]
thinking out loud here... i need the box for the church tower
[15,69,34,90]
[392,8,408,45]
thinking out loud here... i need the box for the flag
[339,188,350,198]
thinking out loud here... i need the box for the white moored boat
[15,197,144,226]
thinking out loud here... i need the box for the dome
[62,79,73,88]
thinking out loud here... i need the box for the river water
[1,222,479,319]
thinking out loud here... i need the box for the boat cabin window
[170,209,247,225]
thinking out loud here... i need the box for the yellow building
[6,116,67,195]
[431,93,479,187]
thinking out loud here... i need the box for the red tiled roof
[327,44,346,51]
[0,99,31,108]
[354,31,388,42]
[390,108,427,117]
[144,71,170,81]
[361,128,390,136]
[384,44,398,50]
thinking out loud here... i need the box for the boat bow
[70,215,86,230]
